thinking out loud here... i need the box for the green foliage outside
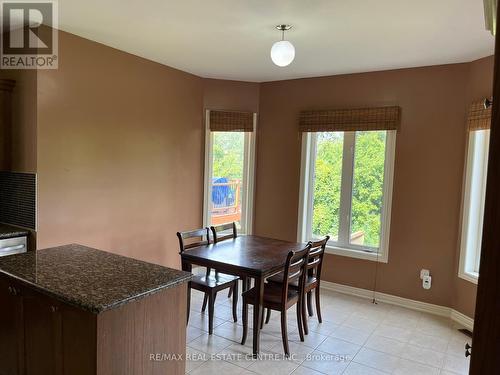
[212,132,244,180]
[312,133,343,239]
[212,130,386,248]
[313,131,386,248]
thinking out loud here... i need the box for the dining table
[180,234,306,356]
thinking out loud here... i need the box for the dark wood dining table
[180,235,306,356]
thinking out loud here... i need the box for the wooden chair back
[306,236,329,280]
[176,228,210,253]
[281,244,311,303]
[210,222,237,243]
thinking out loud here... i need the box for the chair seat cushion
[242,284,299,306]
[191,272,239,289]
[267,272,317,288]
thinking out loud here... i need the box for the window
[203,110,256,234]
[298,130,396,262]
[459,129,490,283]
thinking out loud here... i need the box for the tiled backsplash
[0,171,36,230]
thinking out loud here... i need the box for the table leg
[252,275,264,357]
[182,260,192,325]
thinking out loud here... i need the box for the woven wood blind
[209,110,254,132]
[299,106,401,132]
[467,99,492,131]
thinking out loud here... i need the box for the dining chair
[177,227,239,334]
[240,244,311,357]
[210,222,237,243]
[265,236,329,335]
[210,222,246,297]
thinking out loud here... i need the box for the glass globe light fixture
[271,25,295,67]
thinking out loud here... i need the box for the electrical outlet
[420,269,430,279]
[423,275,432,290]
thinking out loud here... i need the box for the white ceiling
[57,0,495,82]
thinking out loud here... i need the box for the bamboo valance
[467,99,492,131]
[299,106,401,132]
[209,110,254,132]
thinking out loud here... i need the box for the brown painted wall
[36,31,204,267]
[32,28,491,317]
[0,69,37,172]
[255,63,475,309]
[203,78,260,113]
[452,56,494,318]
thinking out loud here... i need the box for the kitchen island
[0,244,191,375]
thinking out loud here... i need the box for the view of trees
[313,131,386,248]
[212,132,244,179]
[212,130,387,249]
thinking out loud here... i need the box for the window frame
[203,110,256,234]
[459,129,490,284]
[297,130,397,263]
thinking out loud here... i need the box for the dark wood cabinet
[0,274,187,375]
[23,291,63,375]
[0,277,24,375]
[0,277,65,375]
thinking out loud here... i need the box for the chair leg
[307,291,313,316]
[187,284,191,325]
[302,293,309,335]
[228,285,233,299]
[260,306,265,330]
[296,300,304,342]
[243,277,250,291]
[232,282,238,322]
[280,310,289,357]
[208,292,215,335]
[265,308,271,324]
[241,300,248,345]
[315,286,322,323]
[201,293,208,312]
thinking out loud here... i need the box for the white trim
[202,109,213,228]
[297,130,396,263]
[321,281,474,331]
[241,114,257,234]
[203,110,256,234]
[297,133,312,241]
[379,130,397,262]
[459,129,490,284]
[459,270,479,285]
[325,245,388,263]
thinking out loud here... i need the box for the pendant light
[270,24,295,67]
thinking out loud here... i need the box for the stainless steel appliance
[0,236,27,257]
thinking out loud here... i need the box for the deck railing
[211,179,242,225]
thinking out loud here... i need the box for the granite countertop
[0,223,30,240]
[0,244,191,314]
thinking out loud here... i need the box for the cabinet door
[0,277,24,375]
[23,291,63,375]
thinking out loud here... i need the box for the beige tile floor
[185,286,471,375]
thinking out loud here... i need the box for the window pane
[312,132,343,240]
[466,129,489,274]
[350,131,387,249]
[211,132,244,228]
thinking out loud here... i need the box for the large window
[203,111,256,234]
[298,130,396,262]
[459,129,490,283]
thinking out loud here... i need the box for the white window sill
[325,245,388,263]
[458,270,479,285]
